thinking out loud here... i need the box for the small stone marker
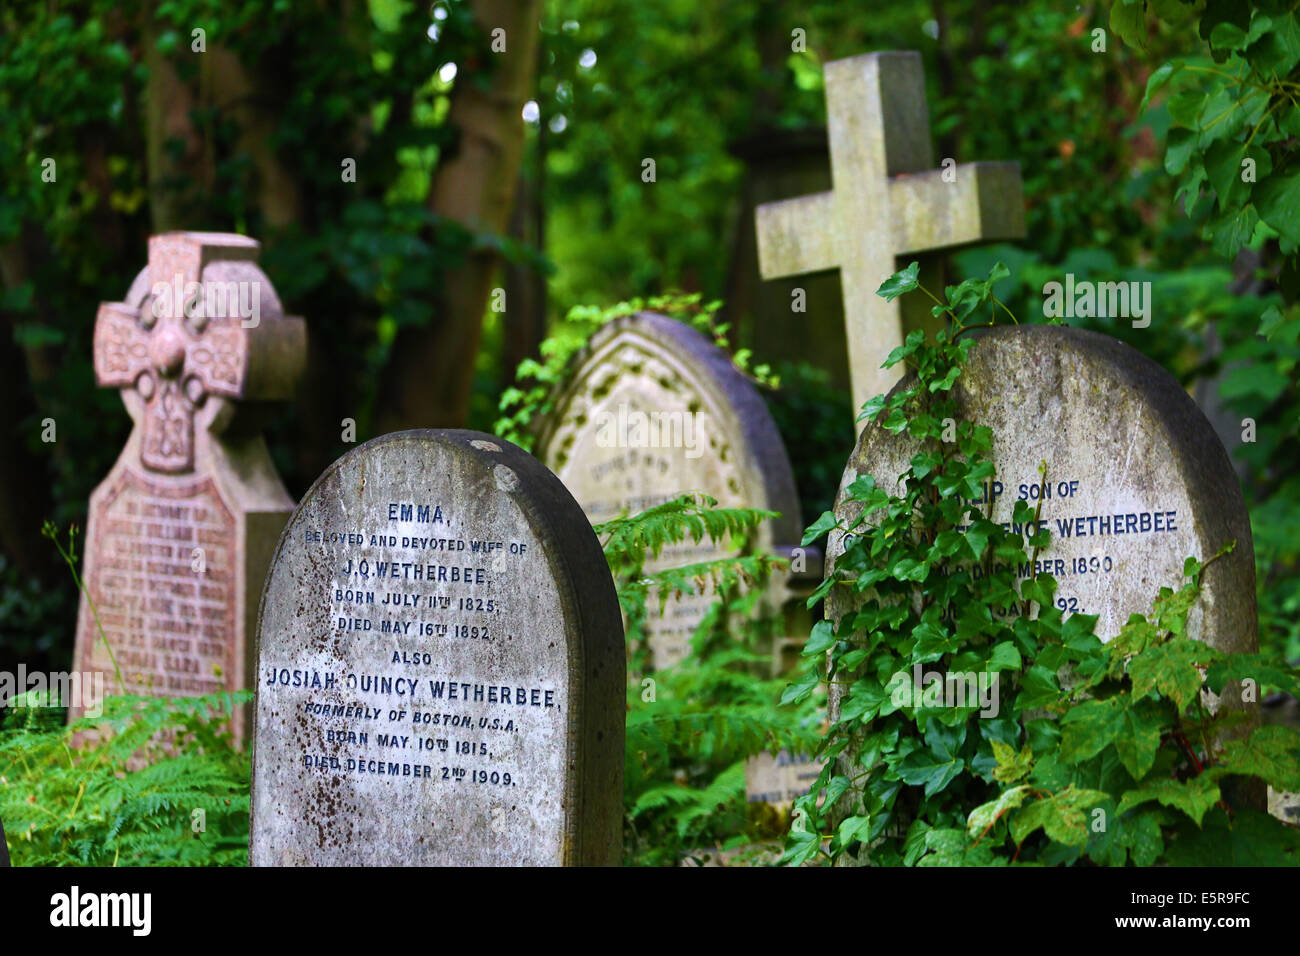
[72,233,305,738]
[536,312,811,671]
[251,430,624,866]
[755,51,1025,431]
[830,325,1257,662]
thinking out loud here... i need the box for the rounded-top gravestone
[250,430,624,866]
[830,325,1257,654]
[536,312,805,671]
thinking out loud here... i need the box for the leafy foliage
[785,263,1300,867]
[0,693,250,866]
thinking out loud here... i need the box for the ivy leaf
[902,819,932,866]
[836,814,872,851]
[1114,697,1167,781]
[1140,59,1183,112]
[876,261,920,301]
[801,510,837,545]
[1164,128,1196,175]
[1059,697,1125,765]
[1017,664,1063,710]
[1255,171,1300,250]
[963,518,999,561]
[1216,726,1300,792]
[1109,0,1147,49]
[1127,637,1209,710]
[896,721,966,797]
[1117,773,1221,825]
[802,620,836,657]
[839,679,889,723]
[780,672,820,706]
[916,827,967,866]
[966,785,1032,839]
[990,739,1034,784]
[858,394,887,423]
[1011,787,1110,847]
[781,826,822,867]
[1119,809,1165,866]
[985,641,1023,673]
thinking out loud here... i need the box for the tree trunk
[377,0,541,432]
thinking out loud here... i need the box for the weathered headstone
[829,326,1256,654]
[251,430,624,866]
[535,313,825,820]
[537,312,812,672]
[755,51,1025,432]
[826,327,1261,838]
[71,233,305,739]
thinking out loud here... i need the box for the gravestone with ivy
[70,233,305,739]
[535,312,823,819]
[755,50,1025,432]
[811,320,1272,863]
[830,325,1257,651]
[251,430,624,866]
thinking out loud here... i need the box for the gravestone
[755,51,1025,432]
[826,326,1261,842]
[0,811,8,866]
[829,326,1256,652]
[71,233,305,739]
[536,312,812,672]
[250,430,624,866]
[535,313,825,820]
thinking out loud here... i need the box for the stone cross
[71,232,305,737]
[755,51,1025,430]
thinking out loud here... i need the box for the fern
[0,692,250,866]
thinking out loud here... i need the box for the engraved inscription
[79,471,235,696]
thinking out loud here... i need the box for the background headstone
[71,233,304,739]
[537,312,812,672]
[536,312,824,817]
[826,326,1262,837]
[251,430,624,866]
[755,51,1024,431]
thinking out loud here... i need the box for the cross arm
[755,191,839,279]
[93,302,151,388]
[889,161,1025,255]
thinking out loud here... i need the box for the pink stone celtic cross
[93,233,304,473]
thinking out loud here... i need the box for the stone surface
[71,233,305,738]
[828,326,1257,659]
[755,51,1025,431]
[744,749,823,808]
[537,312,811,671]
[250,430,624,866]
